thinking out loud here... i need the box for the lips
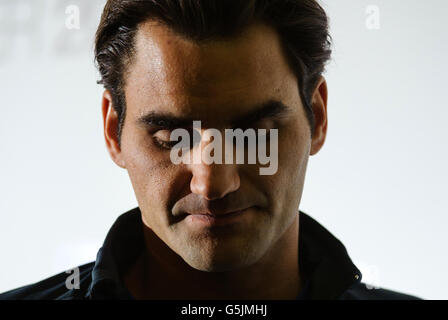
[171,190,268,222]
[189,209,243,218]
[184,207,251,227]
[184,207,249,217]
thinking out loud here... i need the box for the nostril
[190,180,223,201]
[189,161,241,200]
[190,177,238,201]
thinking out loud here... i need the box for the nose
[189,131,240,200]
[190,161,240,200]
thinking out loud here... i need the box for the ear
[102,90,126,168]
[310,76,328,155]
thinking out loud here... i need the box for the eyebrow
[136,100,292,129]
[231,100,292,128]
[137,112,194,129]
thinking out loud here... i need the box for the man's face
[110,21,322,272]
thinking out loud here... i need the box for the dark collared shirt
[0,207,420,300]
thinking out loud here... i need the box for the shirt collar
[86,208,144,299]
[85,207,361,299]
[298,213,362,299]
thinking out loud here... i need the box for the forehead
[124,20,298,123]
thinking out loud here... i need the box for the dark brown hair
[95,0,332,141]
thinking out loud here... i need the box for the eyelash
[153,135,178,150]
[151,124,275,151]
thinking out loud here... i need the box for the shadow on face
[105,21,321,272]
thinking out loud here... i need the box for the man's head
[97,0,330,272]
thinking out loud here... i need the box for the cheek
[281,123,310,170]
[261,120,310,208]
[121,130,177,203]
[283,123,310,201]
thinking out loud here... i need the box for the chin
[181,245,263,273]
[189,260,251,273]
[174,223,271,272]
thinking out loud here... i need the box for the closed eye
[152,127,197,150]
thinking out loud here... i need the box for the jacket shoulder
[0,261,95,300]
[340,282,422,300]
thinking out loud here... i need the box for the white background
[0,0,446,299]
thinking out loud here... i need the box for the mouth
[184,207,252,227]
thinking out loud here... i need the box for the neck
[124,214,301,300]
